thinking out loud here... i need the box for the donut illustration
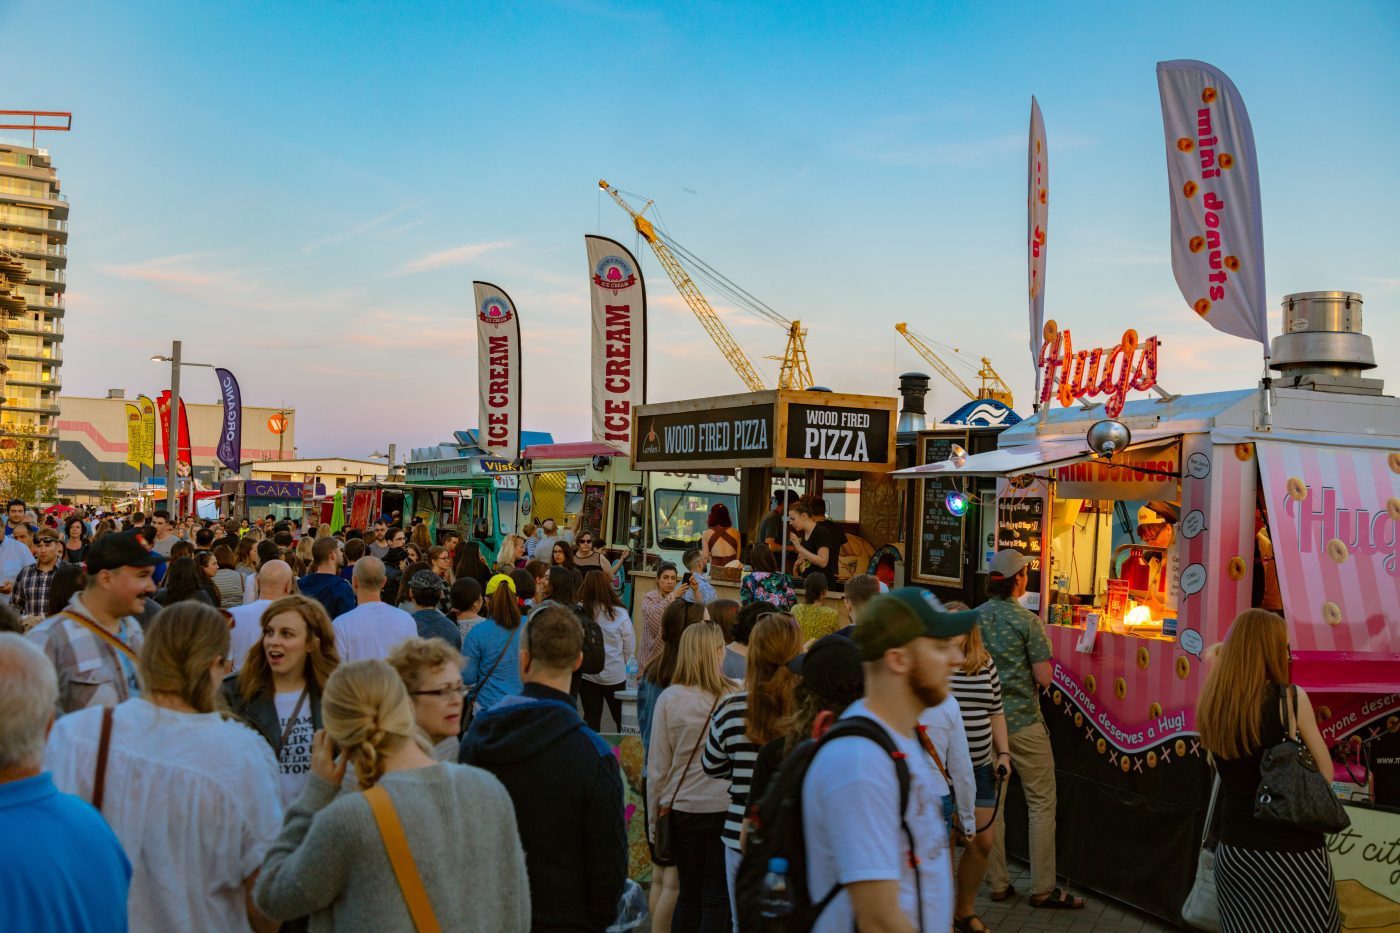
[1234,443,1253,461]
[1388,497,1400,521]
[1149,702,1162,719]
[1194,298,1211,316]
[1219,153,1235,169]
[1322,602,1342,626]
[1183,181,1198,199]
[1227,556,1247,581]
[1388,716,1399,733]
[1189,235,1205,253]
[1316,706,1332,722]
[1085,674,1097,694]
[1326,538,1349,563]
[1176,656,1191,680]
[1039,188,1047,205]
[1147,751,1159,768]
[1137,646,1151,670]
[1097,738,1107,755]
[1201,87,1217,104]
[1043,319,1058,343]
[1114,677,1127,700]
[1052,690,1063,706]
[1121,756,1132,773]
[1074,712,1083,728]
[1224,255,1240,272]
[1389,452,1400,474]
[1177,137,1194,152]
[1175,739,1187,757]
[1287,477,1308,501]
[1036,139,1042,155]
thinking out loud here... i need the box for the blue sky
[4,1,1397,456]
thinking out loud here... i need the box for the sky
[3,1,1397,457]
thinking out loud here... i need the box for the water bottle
[758,857,795,919]
[625,656,640,691]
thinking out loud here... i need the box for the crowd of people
[0,497,1343,933]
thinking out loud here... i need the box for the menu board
[996,492,1045,597]
[579,481,608,538]
[911,432,968,586]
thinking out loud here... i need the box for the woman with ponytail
[255,659,530,930]
[462,573,525,715]
[44,602,284,932]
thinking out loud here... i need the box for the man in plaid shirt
[11,528,64,620]
[26,532,160,713]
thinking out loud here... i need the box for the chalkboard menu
[996,493,1044,595]
[579,482,608,538]
[912,432,968,586]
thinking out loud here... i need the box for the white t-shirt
[44,698,283,933]
[802,699,952,933]
[918,696,977,837]
[333,601,417,662]
[583,606,636,686]
[273,690,315,808]
[228,599,272,673]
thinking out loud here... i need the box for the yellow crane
[895,322,1015,408]
[600,179,813,392]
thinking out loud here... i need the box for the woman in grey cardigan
[255,659,531,932]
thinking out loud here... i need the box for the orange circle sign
[267,414,288,435]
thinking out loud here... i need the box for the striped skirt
[1216,843,1340,933]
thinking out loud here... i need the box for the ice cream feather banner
[124,404,143,470]
[137,395,157,470]
[214,368,242,472]
[473,281,522,459]
[1157,60,1268,348]
[1028,96,1048,375]
[585,235,647,448]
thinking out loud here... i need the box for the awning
[521,441,624,461]
[890,431,1180,480]
[1256,440,1399,660]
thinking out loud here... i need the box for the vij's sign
[1039,325,1159,419]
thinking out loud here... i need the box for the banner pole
[167,341,181,520]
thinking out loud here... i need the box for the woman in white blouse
[45,602,284,932]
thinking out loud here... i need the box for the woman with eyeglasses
[223,595,342,808]
[572,529,629,581]
[389,636,467,761]
[45,602,284,932]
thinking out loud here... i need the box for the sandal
[1030,887,1085,910]
[954,915,992,933]
[988,884,1014,902]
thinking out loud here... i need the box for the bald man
[228,560,296,673]
[331,556,416,663]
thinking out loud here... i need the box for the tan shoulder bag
[364,784,442,933]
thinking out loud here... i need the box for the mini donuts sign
[1157,59,1268,347]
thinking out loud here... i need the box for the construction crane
[895,322,1015,408]
[599,180,813,392]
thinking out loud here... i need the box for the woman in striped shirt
[702,612,801,931]
[949,614,1011,933]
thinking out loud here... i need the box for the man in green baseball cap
[801,588,979,932]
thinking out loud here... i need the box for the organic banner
[1028,96,1048,375]
[124,404,143,470]
[137,395,157,470]
[472,281,522,459]
[1157,60,1268,347]
[156,391,194,473]
[585,235,647,448]
[213,368,242,472]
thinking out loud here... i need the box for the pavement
[965,858,1178,932]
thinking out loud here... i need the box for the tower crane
[599,180,813,392]
[895,323,1015,408]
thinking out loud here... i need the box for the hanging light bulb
[945,490,970,516]
[948,443,968,467]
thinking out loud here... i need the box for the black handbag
[1253,684,1350,834]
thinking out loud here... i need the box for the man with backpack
[738,587,975,932]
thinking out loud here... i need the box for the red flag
[156,391,193,472]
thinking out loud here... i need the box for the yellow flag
[138,395,157,470]
[125,403,143,470]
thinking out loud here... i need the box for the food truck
[629,387,901,618]
[894,292,1399,923]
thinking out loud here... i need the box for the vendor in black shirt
[787,501,837,580]
[810,496,847,563]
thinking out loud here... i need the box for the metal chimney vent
[897,372,930,433]
[1269,291,1383,395]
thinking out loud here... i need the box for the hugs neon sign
[1038,326,1159,419]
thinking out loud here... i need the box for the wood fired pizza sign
[1038,324,1159,419]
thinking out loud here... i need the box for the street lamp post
[151,341,216,521]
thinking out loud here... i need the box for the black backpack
[577,609,606,676]
[736,716,918,932]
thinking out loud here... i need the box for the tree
[0,424,63,503]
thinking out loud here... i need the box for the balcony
[25,267,63,287]
[7,317,62,337]
[5,373,60,391]
[3,344,60,364]
[0,211,65,239]
[0,398,60,415]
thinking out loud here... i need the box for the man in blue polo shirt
[0,633,130,931]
